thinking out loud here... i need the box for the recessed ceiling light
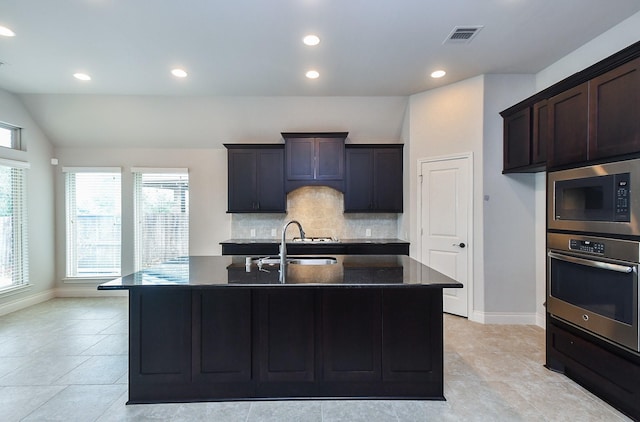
[431,70,446,79]
[303,35,320,46]
[305,70,320,79]
[73,73,91,81]
[171,68,188,78]
[0,26,15,37]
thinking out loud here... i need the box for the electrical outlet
[365,228,371,237]
[250,229,256,237]
[271,228,277,237]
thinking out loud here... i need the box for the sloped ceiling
[1,1,639,147]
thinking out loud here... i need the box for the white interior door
[420,156,471,317]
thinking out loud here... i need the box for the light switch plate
[365,228,371,237]
[271,228,277,237]
[250,229,256,237]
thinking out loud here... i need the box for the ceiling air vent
[444,26,484,44]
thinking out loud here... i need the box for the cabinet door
[256,149,285,212]
[129,289,192,385]
[316,137,345,180]
[344,148,373,211]
[503,107,531,170]
[257,290,315,382]
[373,148,403,212]
[548,83,589,167]
[532,100,549,165]
[286,138,315,180]
[589,57,640,160]
[193,290,252,383]
[382,289,442,383]
[228,150,257,212]
[322,289,382,382]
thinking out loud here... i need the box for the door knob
[453,242,466,248]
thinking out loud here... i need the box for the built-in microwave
[548,159,640,236]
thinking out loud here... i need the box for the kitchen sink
[255,256,338,266]
[287,257,338,265]
[291,237,340,243]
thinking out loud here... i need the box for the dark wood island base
[99,255,461,404]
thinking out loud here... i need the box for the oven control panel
[569,239,605,254]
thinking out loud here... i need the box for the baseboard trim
[535,311,546,329]
[471,310,538,325]
[55,286,128,297]
[0,289,56,317]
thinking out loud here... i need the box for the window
[133,169,189,270]
[0,122,22,150]
[0,159,29,289]
[64,168,121,277]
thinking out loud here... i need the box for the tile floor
[0,297,632,421]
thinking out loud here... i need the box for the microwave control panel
[614,174,630,221]
[569,239,605,254]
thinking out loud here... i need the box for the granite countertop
[98,255,461,289]
[220,238,409,244]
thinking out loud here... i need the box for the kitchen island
[99,255,461,404]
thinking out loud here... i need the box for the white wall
[0,89,56,314]
[53,147,229,294]
[406,75,485,318]
[536,11,640,91]
[19,95,409,148]
[482,74,537,323]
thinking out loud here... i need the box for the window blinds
[133,170,189,270]
[0,162,28,289]
[65,169,121,277]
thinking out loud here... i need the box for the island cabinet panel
[125,284,448,403]
[192,290,252,383]
[256,290,316,387]
[589,57,640,160]
[129,289,192,385]
[321,289,382,382]
[382,289,443,388]
[548,83,589,168]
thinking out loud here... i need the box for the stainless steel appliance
[548,158,640,236]
[547,232,640,353]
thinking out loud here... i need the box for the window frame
[63,167,122,279]
[0,158,30,293]
[132,167,189,271]
[0,121,22,150]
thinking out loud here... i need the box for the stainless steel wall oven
[547,232,640,353]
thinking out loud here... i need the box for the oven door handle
[548,251,634,273]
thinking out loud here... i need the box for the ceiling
[2,0,640,97]
[1,1,640,148]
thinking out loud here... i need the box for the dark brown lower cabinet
[547,317,640,420]
[322,289,382,384]
[127,287,445,403]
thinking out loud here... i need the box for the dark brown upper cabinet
[502,107,532,171]
[344,145,403,213]
[532,100,549,165]
[502,41,640,171]
[548,83,589,168]
[502,101,548,173]
[282,132,347,192]
[589,57,640,160]
[225,144,286,213]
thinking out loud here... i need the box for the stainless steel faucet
[279,220,305,282]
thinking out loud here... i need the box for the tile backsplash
[231,186,399,239]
